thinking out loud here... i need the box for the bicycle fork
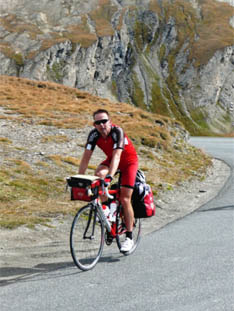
[84,202,120,241]
[83,206,98,240]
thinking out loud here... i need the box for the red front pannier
[66,175,99,201]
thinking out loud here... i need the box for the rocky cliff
[0,0,234,135]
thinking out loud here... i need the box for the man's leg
[119,186,135,252]
[95,164,109,202]
[120,186,134,232]
[119,162,138,252]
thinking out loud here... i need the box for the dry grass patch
[0,137,12,144]
[0,152,95,228]
[89,0,116,37]
[0,76,106,128]
[0,14,41,38]
[47,155,64,166]
[191,0,234,66]
[0,161,78,228]
[139,142,212,196]
[62,157,80,166]
[41,135,69,143]
[66,15,97,47]
[0,198,79,229]
[0,76,212,228]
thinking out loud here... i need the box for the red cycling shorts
[100,159,138,188]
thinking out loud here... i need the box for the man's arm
[78,149,93,174]
[108,148,122,178]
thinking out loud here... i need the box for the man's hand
[104,174,113,187]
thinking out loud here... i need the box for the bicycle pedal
[105,231,113,246]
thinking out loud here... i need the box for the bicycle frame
[93,187,121,235]
[96,199,112,232]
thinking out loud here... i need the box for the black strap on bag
[132,170,156,218]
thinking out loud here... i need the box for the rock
[0,0,233,134]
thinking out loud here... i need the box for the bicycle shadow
[199,204,234,212]
[0,253,123,286]
[98,254,122,264]
[0,261,75,287]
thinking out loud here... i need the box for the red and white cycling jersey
[85,124,138,169]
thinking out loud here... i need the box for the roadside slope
[0,76,212,229]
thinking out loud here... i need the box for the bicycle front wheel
[70,204,104,271]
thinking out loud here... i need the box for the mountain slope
[0,0,233,135]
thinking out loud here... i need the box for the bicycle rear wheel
[70,204,104,271]
[116,209,141,256]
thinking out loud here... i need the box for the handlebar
[103,186,114,200]
[89,178,114,200]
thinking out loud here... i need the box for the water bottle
[109,201,117,221]
[102,204,110,218]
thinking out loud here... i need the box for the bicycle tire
[70,204,104,271]
[116,208,141,256]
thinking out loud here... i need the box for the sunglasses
[94,119,109,125]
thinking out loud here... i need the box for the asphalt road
[1,137,233,311]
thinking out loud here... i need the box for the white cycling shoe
[120,237,134,252]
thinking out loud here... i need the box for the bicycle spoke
[70,204,104,271]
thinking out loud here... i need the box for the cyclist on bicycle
[78,109,138,252]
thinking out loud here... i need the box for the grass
[64,15,97,48]
[41,135,69,143]
[88,0,116,37]
[0,137,12,144]
[0,159,78,229]
[0,76,212,229]
[191,0,234,66]
[0,75,97,128]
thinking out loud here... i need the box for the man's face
[93,112,111,138]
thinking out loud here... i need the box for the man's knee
[95,171,106,179]
[95,166,109,179]
[120,195,132,208]
[120,187,133,201]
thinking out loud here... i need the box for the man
[78,109,138,252]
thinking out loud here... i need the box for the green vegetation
[151,81,170,115]
[134,19,152,52]
[12,53,24,67]
[130,74,145,109]
[46,61,65,83]
[159,44,166,62]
